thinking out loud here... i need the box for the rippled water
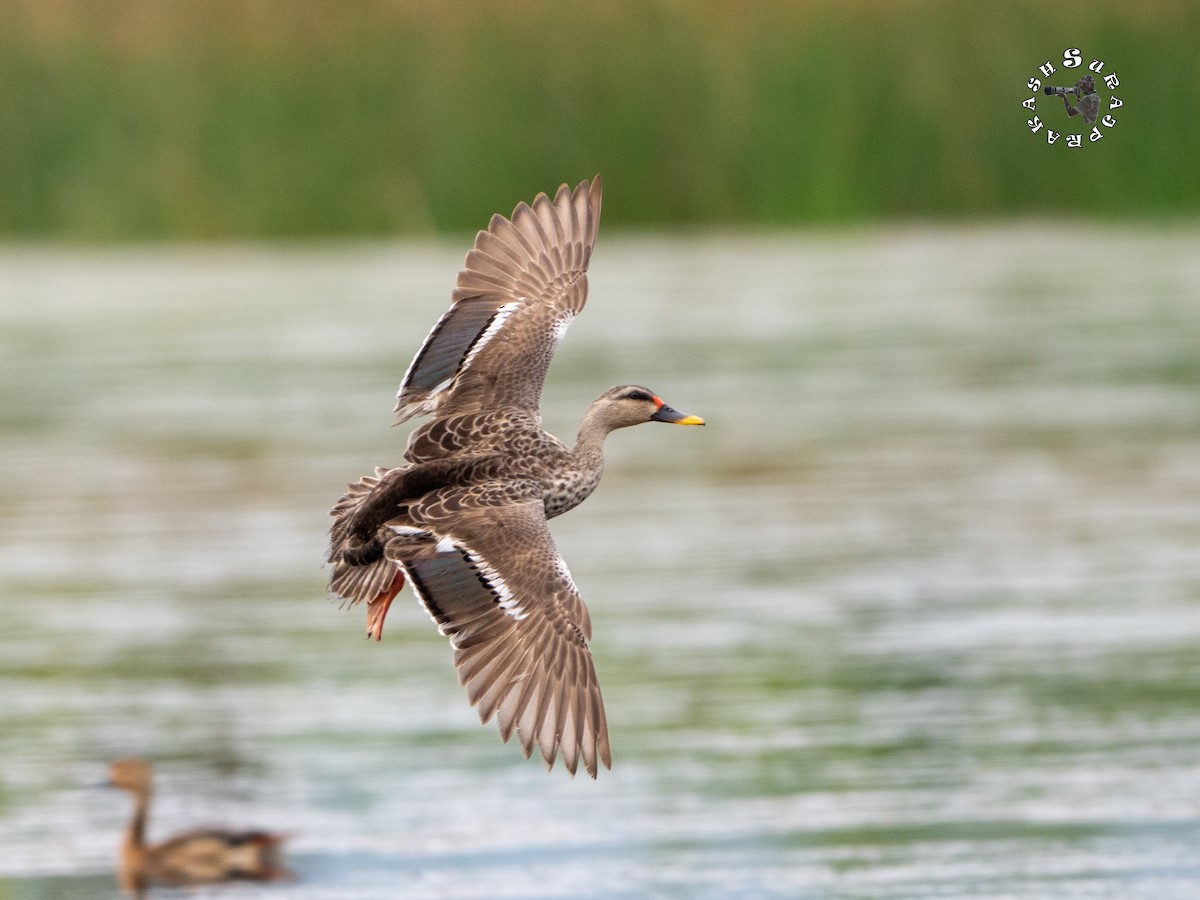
[2,228,1200,898]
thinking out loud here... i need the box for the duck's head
[108,758,154,794]
[592,385,705,431]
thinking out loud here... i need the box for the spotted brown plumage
[327,177,704,778]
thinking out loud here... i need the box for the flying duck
[327,176,703,778]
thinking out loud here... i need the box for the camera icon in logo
[1022,51,1122,147]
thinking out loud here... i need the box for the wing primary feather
[551,662,570,769]
[455,628,520,685]
[448,612,514,650]
[492,204,540,260]
[460,635,524,708]
[596,696,613,771]
[561,671,583,776]
[516,677,545,760]
[551,184,573,243]
[454,269,517,295]
[512,198,553,261]
[462,248,520,283]
[580,688,598,778]
[497,654,541,743]
[473,656,520,725]
[537,685,561,771]
[480,218,528,265]
[480,219,530,265]
[565,193,585,272]
[535,188,568,270]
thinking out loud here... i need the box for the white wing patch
[552,312,575,345]
[390,524,432,538]
[469,548,527,621]
[461,301,521,374]
[404,534,529,632]
[452,540,527,621]
[554,554,578,594]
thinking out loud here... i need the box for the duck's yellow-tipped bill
[650,403,706,426]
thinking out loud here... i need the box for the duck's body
[327,177,703,778]
[107,758,286,895]
[124,828,284,888]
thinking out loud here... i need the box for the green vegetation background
[1,0,1196,239]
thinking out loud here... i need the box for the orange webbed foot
[366,570,405,641]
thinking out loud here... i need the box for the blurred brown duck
[327,176,704,778]
[107,758,287,894]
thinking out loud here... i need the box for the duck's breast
[543,462,604,519]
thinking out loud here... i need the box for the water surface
[2,228,1199,897]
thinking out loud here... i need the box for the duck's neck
[570,415,612,469]
[115,787,151,894]
[125,788,149,850]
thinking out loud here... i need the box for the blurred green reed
[0,0,1196,239]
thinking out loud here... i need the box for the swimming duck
[106,758,287,894]
[327,176,703,778]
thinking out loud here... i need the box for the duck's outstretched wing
[394,176,602,423]
[391,484,611,778]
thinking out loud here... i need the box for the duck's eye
[625,390,653,402]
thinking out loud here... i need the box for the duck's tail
[328,468,408,640]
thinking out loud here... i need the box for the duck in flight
[327,176,703,778]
